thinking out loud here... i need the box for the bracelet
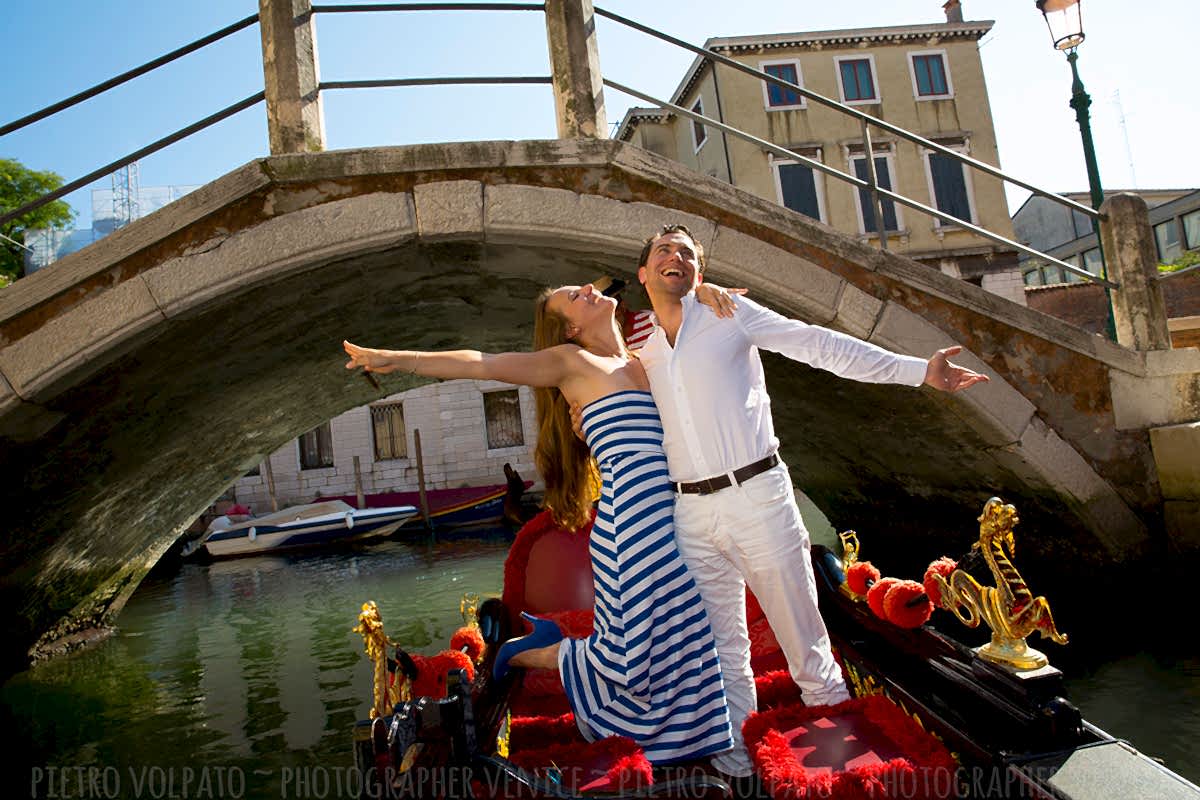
[409,352,420,375]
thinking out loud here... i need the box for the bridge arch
[0,139,1157,661]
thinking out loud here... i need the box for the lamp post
[1037,0,1115,339]
[1036,0,1103,211]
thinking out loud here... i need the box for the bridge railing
[1,0,1176,349]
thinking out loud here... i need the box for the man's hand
[923,346,990,393]
[569,402,586,442]
[695,283,747,319]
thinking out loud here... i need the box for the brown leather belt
[674,453,780,495]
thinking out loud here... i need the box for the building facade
[615,9,1024,305]
[1015,188,1200,349]
[231,379,539,512]
[1013,188,1200,286]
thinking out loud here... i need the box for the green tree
[1,157,75,286]
[1159,249,1199,273]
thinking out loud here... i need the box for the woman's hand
[344,341,408,375]
[696,282,747,318]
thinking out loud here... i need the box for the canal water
[6,533,1200,799]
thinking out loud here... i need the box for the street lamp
[1037,0,1115,340]
[1036,0,1103,211]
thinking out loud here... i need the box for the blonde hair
[532,288,602,531]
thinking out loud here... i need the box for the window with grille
[371,403,407,461]
[483,390,525,450]
[298,422,334,470]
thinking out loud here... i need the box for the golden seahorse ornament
[931,498,1068,670]
[353,601,404,718]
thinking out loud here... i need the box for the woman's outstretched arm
[343,340,571,388]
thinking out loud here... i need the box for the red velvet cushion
[508,715,652,793]
[744,695,958,800]
[525,527,594,615]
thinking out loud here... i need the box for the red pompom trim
[866,577,901,620]
[846,561,881,596]
[923,557,957,609]
[882,580,932,629]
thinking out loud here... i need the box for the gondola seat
[742,694,958,800]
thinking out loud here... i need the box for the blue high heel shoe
[492,612,564,681]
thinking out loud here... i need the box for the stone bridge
[2,138,1198,665]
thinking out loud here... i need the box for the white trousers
[673,462,850,777]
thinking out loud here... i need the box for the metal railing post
[860,119,888,251]
[259,0,326,154]
[543,0,607,138]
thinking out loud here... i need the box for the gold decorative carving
[460,592,480,628]
[931,498,1068,670]
[837,530,863,599]
[353,601,405,718]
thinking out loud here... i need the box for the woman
[342,282,738,764]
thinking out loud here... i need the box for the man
[633,224,988,777]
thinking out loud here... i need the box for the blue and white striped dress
[558,390,734,763]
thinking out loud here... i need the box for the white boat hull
[185,502,418,560]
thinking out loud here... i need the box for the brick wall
[1024,270,1200,345]
[233,379,539,511]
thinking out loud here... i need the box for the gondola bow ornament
[928,497,1068,670]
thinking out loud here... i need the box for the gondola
[349,498,1200,799]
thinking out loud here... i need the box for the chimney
[943,0,963,23]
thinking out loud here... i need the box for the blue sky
[3,1,1197,228]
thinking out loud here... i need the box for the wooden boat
[182,500,417,560]
[350,499,1200,799]
[320,473,533,532]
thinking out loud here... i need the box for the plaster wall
[233,381,538,511]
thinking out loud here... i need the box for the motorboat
[182,500,417,560]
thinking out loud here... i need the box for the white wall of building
[232,379,539,511]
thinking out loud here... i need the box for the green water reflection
[8,536,509,799]
[6,531,1199,798]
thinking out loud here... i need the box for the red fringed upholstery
[508,715,652,794]
[755,670,805,709]
[744,695,958,800]
[409,649,475,698]
[450,626,485,663]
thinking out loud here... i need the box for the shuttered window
[298,423,334,470]
[371,403,407,461]
[483,390,524,450]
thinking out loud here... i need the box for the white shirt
[639,294,928,483]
